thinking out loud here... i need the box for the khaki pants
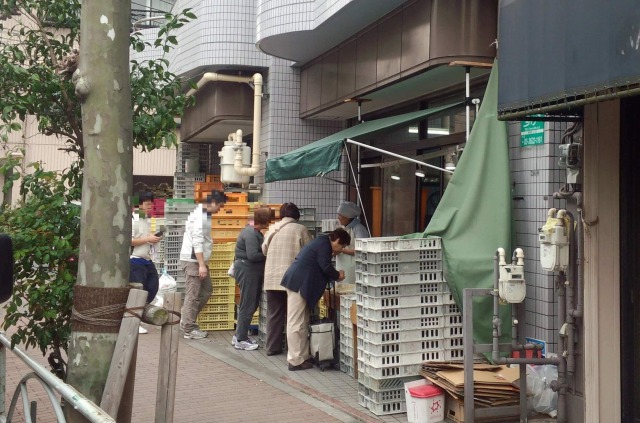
[285,288,310,366]
[180,261,213,332]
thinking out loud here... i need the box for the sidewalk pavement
[2,326,406,422]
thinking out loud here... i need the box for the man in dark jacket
[280,228,350,371]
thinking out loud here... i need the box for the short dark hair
[207,190,227,205]
[328,228,351,246]
[140,192,154,203]
[254,207,271,226]
[280,202,300,220]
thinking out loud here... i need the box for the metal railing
[0,332,115,423]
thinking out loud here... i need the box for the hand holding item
[148,234,161,244]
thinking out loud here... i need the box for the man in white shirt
[179,190,227,339]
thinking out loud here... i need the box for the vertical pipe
[465,66,471,141]
[463,289,475,423]
[556,273,568,423]
[492,252,501,363]
[572,193,584,317]
[564,212,576,374]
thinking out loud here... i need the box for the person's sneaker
[138,326,148,334]
[234,339,259,351]
[184,329,208,340]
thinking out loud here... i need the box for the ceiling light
[391,165,401,180]
[428,128,450,135]
[408,127,419,134]
[445,153,456,170]
[415,167,425,178]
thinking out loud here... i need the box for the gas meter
[498,248,526,304]
[558,143,581,184]
[538,208,570,272]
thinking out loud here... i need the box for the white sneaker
[232,335,256,346]
[234,340,259,351]
[184,329,208,340]
[138,326,148,334]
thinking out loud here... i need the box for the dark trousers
[129,260,159,303]
[234,260,263,341]
[266,290,287,353]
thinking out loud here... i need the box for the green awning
[265,103,461,183]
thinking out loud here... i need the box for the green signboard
[520,120,545,147]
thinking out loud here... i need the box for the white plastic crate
[442,291,458,305]
[358,384,406,408]
[357,293,445,310]
[356,248,442,264]
[357,372,421,391]
[357,325,445,345]
[444,303,462,315]
[445,348,464,361]
[357,358,421,379]
[358,335,444,355]
[444,337,464,349]
[359,348,444,367]
[444,325,464,338]
[356,259,442,274]
[357,303,444,320]
[446,314,463,326]
[356,281,446,298]
[355,236,441,253]
[355,270,443,287]
[357,391,406,416]
[358,312,445,333]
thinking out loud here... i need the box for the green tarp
[411,62,512,347]
[265,103,460,183]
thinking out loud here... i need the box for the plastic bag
[227,262,235,278]
[526,364,558,418]
[152,272,177,308]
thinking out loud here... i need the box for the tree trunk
[66,1,133,421]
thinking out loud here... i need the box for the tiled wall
[508,121,569,354]
[257,57,346,220]
[168,0,270,76]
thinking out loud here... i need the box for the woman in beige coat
[261,203,312,356]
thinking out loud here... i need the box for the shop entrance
[620,95,640,422]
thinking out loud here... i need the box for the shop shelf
[355,236,441,253]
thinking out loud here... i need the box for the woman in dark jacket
[280,228,350,370]
[232,207,272,351]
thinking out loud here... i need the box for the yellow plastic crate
[209,268,230,279]
[207,293,235,304]
[213,242,236,252]
[211,251,235,261]
[199,321,234,331]
[251,315,259,325]
[212,217,249,230]
[209,259,233,270]
[212,285,234,296]
[197,311,235,323]
[225,192,248,203]
[211,277,235,287]
[215,203,250,217]
[202,303,233,313]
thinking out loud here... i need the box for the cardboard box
[444,395,519,423]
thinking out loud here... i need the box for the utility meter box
[499,263,526,304]
[219,140,251,184]
[539,209,569,272]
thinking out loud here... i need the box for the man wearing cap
[336,201,370,284]
[179,190,227,339]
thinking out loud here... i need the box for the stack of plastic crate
[176,143,211,173]
[163,199,195,292]
[194,175,224,203]
[173,172,205,200]
[354,236,448,416]
[298,207,317,237]
[197,241,236,331]
[339,294,356,377]
[149,217,166,274]
[212,192,249,244]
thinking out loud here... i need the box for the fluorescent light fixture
[408,127,419,134]
[428,128,450,135]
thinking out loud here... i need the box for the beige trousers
[180,261,213,332]
[285,288,311,366]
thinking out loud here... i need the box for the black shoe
[288,361,314,371]
[266,350,282,356]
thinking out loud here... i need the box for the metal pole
[343,142,371,235]
[463,288,476,423]
[345,139,453,174]
[0,333,115,423]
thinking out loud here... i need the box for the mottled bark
[66,1,133,421]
